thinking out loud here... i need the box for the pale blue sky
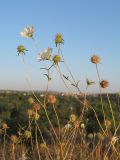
[0,0,120,93]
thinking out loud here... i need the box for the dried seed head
[25,130,31,139]
[48,95,57,104]
[2,123,9,129]
[11,135,17,143]
[100,80,109,88]
[34,112,40,121]
[33,103,40,111]
[74,121,79,128]
[70,114,77,123]
[84,100,90,109]
[97,132,104,140]
[40,143,47,151]
[27,109,34,118]
[91,55,100,64]
[105,120,111,128]
[28,97,34,105]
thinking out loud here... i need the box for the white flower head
[20,26,35,38]
[37,47,52,61]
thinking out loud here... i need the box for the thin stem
[52,104,61,141]
[28,118,35,160]
[36,122,53,160]
[96,64,108,133]
[3,129,6,160]
[35,120,41,160]
[58,44,82,93]
[106,92,116,131]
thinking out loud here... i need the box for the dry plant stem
[42,81,59,142]
[89,106,107,136]
[106,92,116,131]
[78,129,83,160]
[28,118,35,160]
[104,122,120,159]
[22,55,59,144]
[43,104,59,141]
[52,104,61,140]
[86,142,101,160]
[32,38,41,50]
[3,129,6,160]
[36,122,53,160]
[21,55,43,106]
[63,128,77,160]
[35,120,41,160]
[68,129,78,160]
[96,64,108,133]
[58,44,82,93]
[80,86,88,121]
[22,54,58,142]
[75,96,107,136]
[63,128,76,151]
[62,120,71,140]
[46,129,57,158]
[55,65,72,92]
[12,143,15,160]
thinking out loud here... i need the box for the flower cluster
[20,26,35,38]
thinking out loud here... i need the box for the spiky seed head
[34,112,40,121]
[17,45,27,55]
[25,130,31,139]
[74,121,79,128]
[53,55,61,64]
[55,33,64,47]
[91,55,100,64]
[2,123,9,129]
[40,143,47,151]
[11,135,17,143]
[100,80,109,88]
[70,114,77,123]
[48,95,57,104]
[97,132,104,140]
[33,103,40,111]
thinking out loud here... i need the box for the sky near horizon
[0,0,120,93]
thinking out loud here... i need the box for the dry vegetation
[0,26,120,160]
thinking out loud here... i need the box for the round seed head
[91,55,100,64]
[33,103,40,111]
[53,55,61,64]
[100,80,109,88]
[48,95,57,104]
[25,130,31,139]
[28,97,34,105]
[11,135,18,143]
[2,123,9,129]
[55,33,64,46]
[70,114,77,123]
